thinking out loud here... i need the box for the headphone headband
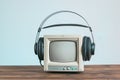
[43,24,91,29]
[35,10,94,44]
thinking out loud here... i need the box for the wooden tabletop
[0,65,120,80]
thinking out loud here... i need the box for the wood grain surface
[0,65,120,80]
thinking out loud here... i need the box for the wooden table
[0,65,120,80]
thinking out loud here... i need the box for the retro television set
[44,35,84,72]
[34,11,95,72]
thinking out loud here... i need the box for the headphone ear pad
[82,36,92,61]
[91,43,95,55]
[38,38,44,60]
[34,43,38,55]
[82,37,87,61]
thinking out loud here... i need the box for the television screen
[49,41,77,62]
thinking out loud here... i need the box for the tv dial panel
[48,66,78,71]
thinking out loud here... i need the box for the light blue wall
[0,0,120,65]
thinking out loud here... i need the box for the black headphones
[34,10,95,65]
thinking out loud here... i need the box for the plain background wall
[0,0,120,65]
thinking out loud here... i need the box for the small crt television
[44,35,84,72]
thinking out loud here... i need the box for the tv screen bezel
[49,40,77,62]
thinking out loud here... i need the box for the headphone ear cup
[82,36,92,61]
[38,38,44,60]
[91,43,95,55]
[86,37,92,61]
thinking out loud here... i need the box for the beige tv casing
[44,35,84,72]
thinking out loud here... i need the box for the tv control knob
[63,67,66,70]
[67,66,71,70]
